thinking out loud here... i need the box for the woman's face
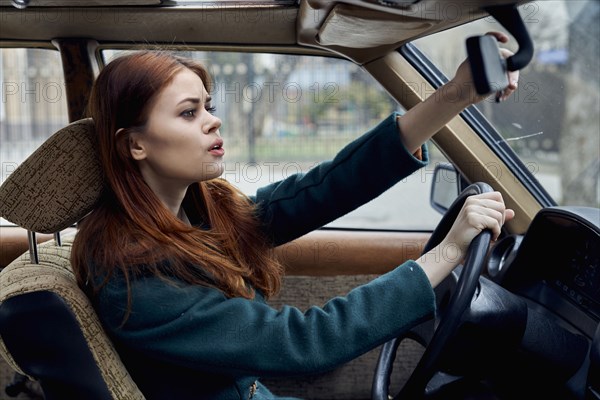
[129,68,224,188]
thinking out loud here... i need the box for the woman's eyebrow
[177,95,212,106]
[177,97,200,106]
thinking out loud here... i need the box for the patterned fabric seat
[0,119,145,399]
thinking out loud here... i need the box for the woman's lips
[208,139,224,156]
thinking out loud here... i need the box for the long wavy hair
[71,51,283,311]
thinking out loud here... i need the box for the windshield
[413,0,599,208]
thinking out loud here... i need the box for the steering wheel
[372,182,494,400]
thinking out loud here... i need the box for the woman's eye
[181,109,196,118]
[205,106,217,115]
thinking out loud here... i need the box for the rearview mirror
[467,3,535,96]
[466,35,509,95]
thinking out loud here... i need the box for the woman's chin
[198,160,225,181]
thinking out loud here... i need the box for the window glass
[1,48,69,225]
[414,0,600,208]
[103,49,447,230]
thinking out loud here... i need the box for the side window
[102,50,447,230]
[0,48,69,225]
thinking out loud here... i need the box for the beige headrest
[0,118,104,234]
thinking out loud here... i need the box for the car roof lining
[0,0,297,5]
[0,0,161,5]
[0,0,531,64]
[0,5,298,45]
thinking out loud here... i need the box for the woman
[72,33,518,399]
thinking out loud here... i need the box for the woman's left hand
[451,31,520,105]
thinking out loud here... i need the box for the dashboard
[482,207,599,399]
[488,206,600,338]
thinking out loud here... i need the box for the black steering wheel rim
[372,182,494,400]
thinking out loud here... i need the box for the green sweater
[94,112,435,399]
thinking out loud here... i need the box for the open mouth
[208,140,225,156]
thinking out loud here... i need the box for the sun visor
[316,4,434,48]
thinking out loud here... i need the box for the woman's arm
[252,113,427,246]
[252,32,519,247]
[398,31,520,153]
[96,259,435,378]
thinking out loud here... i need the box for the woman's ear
[118,128,147,161]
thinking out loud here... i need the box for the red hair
[71,51,283,311]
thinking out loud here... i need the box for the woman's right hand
[450,31,520,106]
[417,191,514,288]
[440,191,515,262]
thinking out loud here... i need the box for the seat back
[0,119,145,399]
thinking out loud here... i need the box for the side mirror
[430,163,468,214]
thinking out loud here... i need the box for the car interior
[0,1,598,399]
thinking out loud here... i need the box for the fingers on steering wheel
[464,192,507,239]
[465,207,503,240]
[482,211,503,241]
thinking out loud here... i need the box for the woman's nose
[204,112,222,134]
